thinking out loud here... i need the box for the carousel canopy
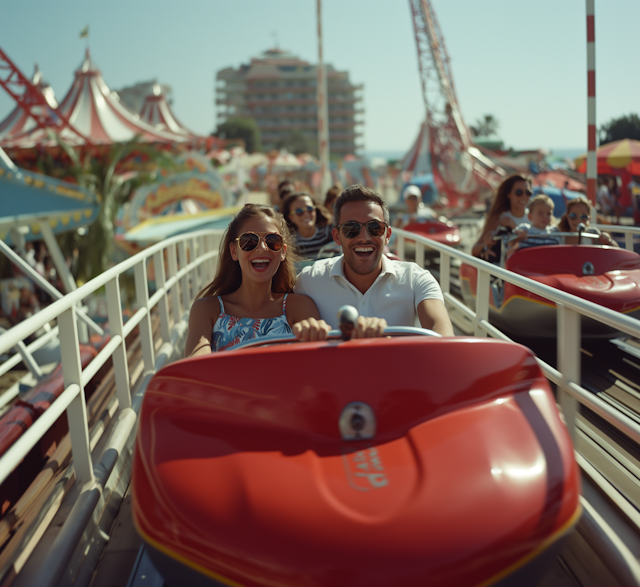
[0,147,99,245]
[0,50,190,149]
[139,84,197,138]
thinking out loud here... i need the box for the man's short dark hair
[334,184,390,225]
[278,180,295,200]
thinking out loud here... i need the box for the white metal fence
[1,224,640,585]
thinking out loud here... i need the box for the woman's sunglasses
[568,213,589,221]
[337,220,388,239]
[293,206,315,216]
[235,232,284,252]
[513,189,533,197]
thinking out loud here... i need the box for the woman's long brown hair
[484,174,529,230]
[557,196,592,231]
[196,204,300,299]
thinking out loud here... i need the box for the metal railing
[0,230,221,488]
[596,223,640,251]
[0,222,639,585]
[395,227,640,444]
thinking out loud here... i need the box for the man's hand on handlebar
[292,316,388,342]
[352,316,387,339]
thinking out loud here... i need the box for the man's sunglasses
[514,189,533,197]
[337,220,388,239]
[568,213,589,221]
[235,232,284,252]
[293,206,315,216]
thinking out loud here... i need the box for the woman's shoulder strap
[216,295,225,313]
[282,293,288,314]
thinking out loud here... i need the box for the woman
[472,175,531,261]
[281,192,334,260]
[557,197,618,246]
[184,204,324,357]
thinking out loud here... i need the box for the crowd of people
[0,241,63,330]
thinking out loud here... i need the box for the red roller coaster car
[132,326,580,587]
[460,236,640,338]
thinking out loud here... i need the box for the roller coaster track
[0,46,90,144]
[0,227,640,585]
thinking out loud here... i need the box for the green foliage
[599,114,640,145]
[274,129,316,156]
[470,114,499,137]
[53,135,177,282]
[215,118,262,153]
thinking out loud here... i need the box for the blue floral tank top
[212,294,292,352]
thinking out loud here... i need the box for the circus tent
[0,50,190,149]
[139,84,197,138]
[0,63,59,146]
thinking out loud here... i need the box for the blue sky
[0,0,638,155]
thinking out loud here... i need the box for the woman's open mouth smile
[250,258,272,272]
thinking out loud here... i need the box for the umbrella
[575,139,640,174]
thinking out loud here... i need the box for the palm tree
[54,135,176,282]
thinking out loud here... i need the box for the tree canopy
[274,129,316,156]
[470,114,499,137]
[214,118,262,153]
[599,114,640,145]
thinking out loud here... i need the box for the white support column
[178,241,190,313]
[558,304,581,440]
[58,307,94,487]
[105,278,131,410]
[167,243,181,324]
[475,268,490,337]
[40,222,76,294]
[134,261,155,373]
[189,236,198,301]
[153,250,171,344]
[397,236,405,260]
[415,243,425,268]
[439,251,451,294]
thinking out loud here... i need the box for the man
[293,184,454,339]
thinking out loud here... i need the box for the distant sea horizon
[364,147,585,162]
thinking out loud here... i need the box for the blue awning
[0,150,99,245]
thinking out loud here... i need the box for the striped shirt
[295,224,334,260]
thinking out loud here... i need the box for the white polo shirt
[294,255,444,329]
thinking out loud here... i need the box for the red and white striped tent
[0,50,189,149]
[0,63,59,146]
[399,122,431,178]
[139,84,197,138]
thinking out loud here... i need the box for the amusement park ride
[404,0,507,208]
[0,1,640,587]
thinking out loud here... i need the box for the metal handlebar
[494,231,601,245]
[228,325,440,352]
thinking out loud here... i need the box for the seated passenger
[281,192,334,260]
[507,194,560,257]
[472,175,531,262]
[393,185,436,228]
[184,204,384,357]
[294,184,454,337]
[557,197,618,246]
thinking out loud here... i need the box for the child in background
[507,194,560,257]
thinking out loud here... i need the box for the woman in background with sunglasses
[281,192,335,260]
[472,174,532,261]
[557,197,618,246]
[184,204,326,357]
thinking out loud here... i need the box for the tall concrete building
[216,48,363,155]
